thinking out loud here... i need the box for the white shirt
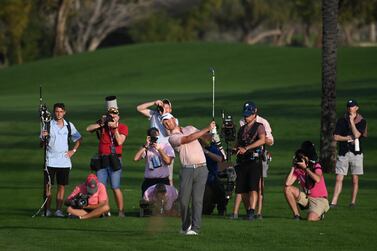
[46,119,81,168]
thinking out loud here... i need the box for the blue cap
[243,101,257,117]
[346,99,358,108]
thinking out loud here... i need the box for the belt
[182,163,206,169]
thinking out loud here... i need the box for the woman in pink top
[284,141,330,221]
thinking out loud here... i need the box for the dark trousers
[202,178,228,215]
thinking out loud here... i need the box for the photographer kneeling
[284,141,330,221]
[141,183,179,216]
[65,174,109,220]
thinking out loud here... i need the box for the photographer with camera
[141,183,179,216]
[86,96,128,217]
[137,99,176,185]
[239,101,274,219]
[230,102,265,221]
[65,174,109,220]
[284,141,329,221]
[134,127,175,196]
[330,99,368,208]
[40,103,82,217]
[199,133,227,216]
[161,113,216,235]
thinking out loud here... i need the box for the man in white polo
[161,113,215,235]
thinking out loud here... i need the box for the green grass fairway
[0,42,376,250]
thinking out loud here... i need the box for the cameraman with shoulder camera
[137,99,176,185]
[230,102,265,221]
[199,133,227,216]
[134,127,175,196]
[239,101,274,219]
[284,141,329,221]
[40,103,82,217]
[65,174,109,219]
[86,97,128,217]
[330,99,367,208]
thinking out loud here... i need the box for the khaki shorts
[297,192,330,217]
[336,152,363,175]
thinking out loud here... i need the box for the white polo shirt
[46,119,81,168]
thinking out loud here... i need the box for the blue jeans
[97,166,122,189]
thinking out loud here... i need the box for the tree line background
[0,0,376,66]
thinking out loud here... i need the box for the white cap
[160,113,174,121]
[105,96,118,111]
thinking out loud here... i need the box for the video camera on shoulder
[221,114,236,143]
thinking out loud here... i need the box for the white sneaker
[179,225,191,234]
[54,210,65,217]
[185,230,198,236]
[42,209,52,217]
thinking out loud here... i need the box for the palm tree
[320,0,339,172]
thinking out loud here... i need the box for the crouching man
[140,183,179,216]
[65,174,110,219]
[284,141,330,221]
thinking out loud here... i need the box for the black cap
[346,99,358,108]
[243,101,257,117]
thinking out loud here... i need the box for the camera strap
[65,119,72,146]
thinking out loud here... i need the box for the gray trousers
[179,166,208,232]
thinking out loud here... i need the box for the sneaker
[329,203,337,209]
[68,213,80,219]
[229,213,238,220]
[349,203,355,208]
[42,209,52,217]
[255,214,263,220]
[293,215,302,221]
[118,211,125,217]
[54,210,65,218]
[179,225,191,234]
[247,213,255,221]
[185,230,198,236]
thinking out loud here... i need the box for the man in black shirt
[330,99,367,208]
[230,102,266,220]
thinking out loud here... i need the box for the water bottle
[354,138,360,152]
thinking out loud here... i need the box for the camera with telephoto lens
[221,115,236,143]
[70,193,89,209]
[97,114,114,127]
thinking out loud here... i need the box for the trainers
[329,203,337,209]
[349,203,355,208]
[320,213,325,220]
[229,213,238,220]
[179,225,191,234]
[42,209,52,217]
[185,230,198,236]
[118,211,125,217]
[255,214,263,220]
[247,213,255,221]
[54,210,65,218]
[293,215,302,221]
[68,214,80,219]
